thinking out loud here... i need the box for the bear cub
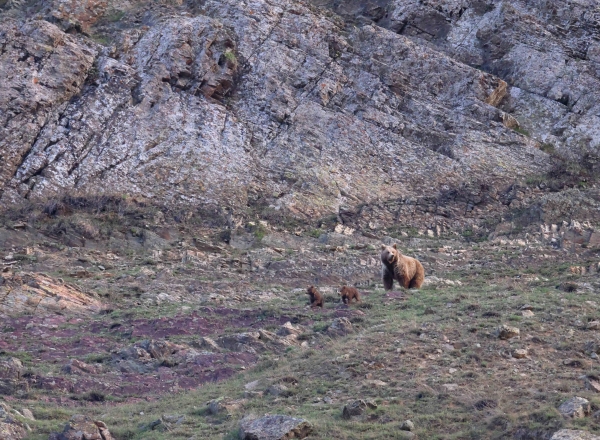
[381,244,424,290]
[306,286,324,308]
[339,286,361,304]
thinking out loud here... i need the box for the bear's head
[381,244,399,265]
[307,286,318,296]
[339,286,348,296]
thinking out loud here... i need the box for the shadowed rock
[239,415,313,440]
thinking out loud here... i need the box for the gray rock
[327,318,354,336]
[48,415,113,440]
[400,420,415,431]
[217,332,266,353]
[239,415,313,440]
[558,397,591,419]
[0,358,23,379]
[0,403,27,440]
[496,325,520,340]
[551,430,600,440]
[265,384,293,397]
[20,409,34,421]
[342,400,367,419]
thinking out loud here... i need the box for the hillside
[1,1,600,439]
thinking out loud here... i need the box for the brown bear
[306,286,324,308]
[381,244,424,290]
[339,286,361,304]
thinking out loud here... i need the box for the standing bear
[381,244,424,290]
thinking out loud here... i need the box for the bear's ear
[392,243,397,249]
[381,244,386,250]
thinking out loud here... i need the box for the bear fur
[381,244,424,290]
[339,286,361,304]
[306,286,324,308]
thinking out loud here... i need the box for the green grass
[513,126,530,136]
[106,9,126,22]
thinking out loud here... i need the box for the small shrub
[513,126,530,136]
[540,143,556,154]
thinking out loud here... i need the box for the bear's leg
[401,276,411,289]
[411,262,425,289]
[354,293,361,302]
[382,266,394,290]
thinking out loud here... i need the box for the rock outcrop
[312,0,600,164]
[0,0,553,227]
[0,271,104,318]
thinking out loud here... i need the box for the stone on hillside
[496,325,520,340]
[216,332,265,353]
[62,359,99,375]
[342,400,367,419]
[522,310,535,318]
[0,403,27,440]
[588,321,600,330]
[207,398,242,415]
[239,415,313,440]
[442,383,459,392]
[550,430,600,440]
[276,322,302,338]
[266,384,293,397]
[48,415,113,440]
[0,358,23,379]
[400,420,415,431]
[584,377,600,393]
[558,397,590,419]
[327,317,353,336]
[20,409,34,421]
[196,337,221,352]
[513,349,528,359]
[138,339,178,359]
[363,379,388,388]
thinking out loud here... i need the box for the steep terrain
[1,0,600,439]
[1,0,554,226]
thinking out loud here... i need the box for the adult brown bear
[381,244,424,290]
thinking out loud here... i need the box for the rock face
[0,0,552,227]
[239,414,313,440]
[312,0,600,165]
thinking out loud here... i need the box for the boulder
[62,359,99,375]
[239,415,313,440]
[400,420,415,431]
[551,430,600,440]
[48,415,113,440]
[342,399,377,419]
[0,357,23,379]
[558,397,590,419]
[217,333,266,353]
[0,403,27,440]
[327,318,353,336]
[496,325,520,340]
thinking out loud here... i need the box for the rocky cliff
[0,0,596,230]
